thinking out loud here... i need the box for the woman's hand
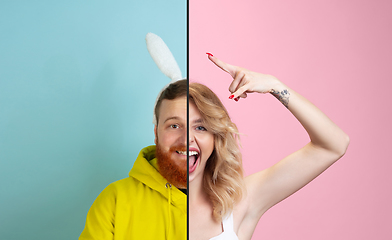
[207,52,349,228]
[207,53,286,103]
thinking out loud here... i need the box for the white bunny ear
[146,33,184,125]
[146,32,182,82]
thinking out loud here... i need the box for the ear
[154,125,157,145]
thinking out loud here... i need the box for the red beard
[156,143,187,189]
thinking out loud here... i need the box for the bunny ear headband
[145,32,184,125]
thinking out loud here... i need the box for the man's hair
[189,82,245,221]
[154,79,188,125]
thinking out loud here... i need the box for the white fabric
[209,212,239,240]
[145,32,183,125]
[145,32,182,82]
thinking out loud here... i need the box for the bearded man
[79,80,187,240]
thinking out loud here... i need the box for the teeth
[177,151,198,156]
[189,151,198,156]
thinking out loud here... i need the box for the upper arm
[243,142,346,221]
[79,184,117,240]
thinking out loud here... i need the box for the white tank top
[209,213,239,240]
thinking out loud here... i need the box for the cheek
[207,137,214,154]
[157,132,171,147]
[198,134,215,154]
[158,131,183,148]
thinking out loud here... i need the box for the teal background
[0,1,186,239]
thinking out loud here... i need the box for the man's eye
[170,124,179,129]
[196,126,207,131]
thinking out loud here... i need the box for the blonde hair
[189,82,245,221]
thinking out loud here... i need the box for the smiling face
[154,96,215,189]
[155,97,187,189]
[188,100,214,184]
[188,82,245,221]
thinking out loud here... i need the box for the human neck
[189,175,209,205]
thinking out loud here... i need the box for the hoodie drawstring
[165,183,172,240]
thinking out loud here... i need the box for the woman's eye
[196,126,207,131]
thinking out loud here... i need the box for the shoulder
[234,172,271,239]
[85,177,145,219]
[102,176,146,196]
[109,177,138,191]
[232,186,250,234]
[80,177,140,239]
[234,171,269,220]
[234,192,262,240]
[89,177,141,207]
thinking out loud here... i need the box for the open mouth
[176,150,199,172]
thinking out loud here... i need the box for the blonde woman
[188,54,350,240]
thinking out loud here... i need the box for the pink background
[189,0,392,239]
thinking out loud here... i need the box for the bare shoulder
[234,171,270,239]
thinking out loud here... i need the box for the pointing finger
[207,53,236,78]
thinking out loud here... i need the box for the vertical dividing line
[186,0,190,239]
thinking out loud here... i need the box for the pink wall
[189,0,392,239]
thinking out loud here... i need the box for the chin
[156,143,187,188]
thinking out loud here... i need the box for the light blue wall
[0,1,186,239]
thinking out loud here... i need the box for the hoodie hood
[129,145,186,208]
[80,145,187,240]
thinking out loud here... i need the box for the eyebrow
[192,118,204,124]
[163,116,183,123]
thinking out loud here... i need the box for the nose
[188,128,195,144]
[178,127,187,146]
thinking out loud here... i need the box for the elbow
[335,133,350,159]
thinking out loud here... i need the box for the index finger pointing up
[207,53,236,78]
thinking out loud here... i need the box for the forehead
[158,97,187,123]
[189,101,203,123]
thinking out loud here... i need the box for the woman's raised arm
[207,54,350,226]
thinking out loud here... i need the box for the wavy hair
[189,82,245,221]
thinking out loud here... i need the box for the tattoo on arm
[271,89,290,108]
